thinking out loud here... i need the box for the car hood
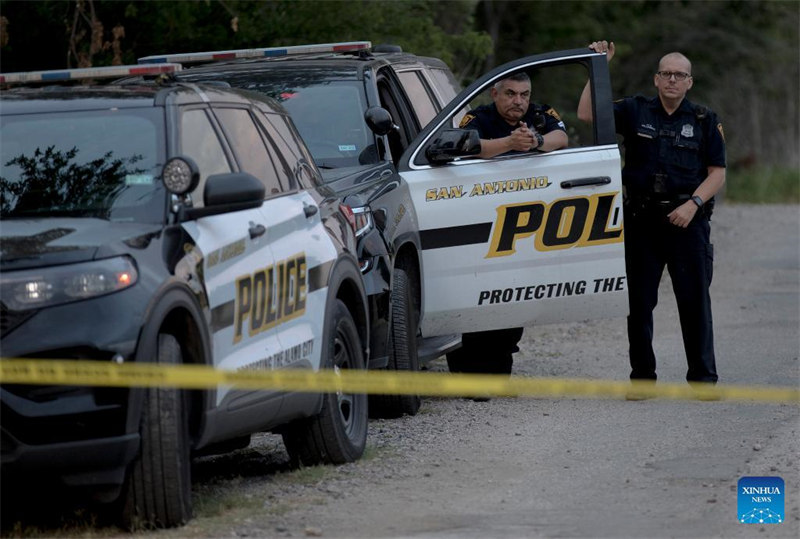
[0,218,163,271]
[320,163,399,205]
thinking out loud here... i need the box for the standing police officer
[447,73,568,380]
[578,41,726,384]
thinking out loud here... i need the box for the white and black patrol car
[0,64,369,528]
[136,41,465,419]
[137,44,629,378]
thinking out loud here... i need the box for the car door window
[180,108,231,208]
[396,70,439,127]
[257,109,321,190]
[379,66,429,159]
[214,107,283,196]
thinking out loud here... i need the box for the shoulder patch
[716,122,725,142]
[459,113,476,128]
[545,107,562,121]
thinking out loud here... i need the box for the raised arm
[578,40,615,123]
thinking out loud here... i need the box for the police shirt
[459,102,567,156]
[614,95,726,197]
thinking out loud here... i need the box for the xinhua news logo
[738,476,784,524]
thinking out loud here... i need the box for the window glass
[273,114,322,188]
[427,67,462,103]
[215,108,282,196]
[252,109,296,190]
[0,107,165,222]
[180,109,231,208]
[397,71,439,127]
[459,63,596,150]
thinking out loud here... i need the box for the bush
[724,167,800,203]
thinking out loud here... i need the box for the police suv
[138,43,629,379]
[137,41,465,418]
[0,64,369,528]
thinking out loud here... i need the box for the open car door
[399,49,628,337]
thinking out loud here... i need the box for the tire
[121,333,192,529]
[370,267,421,418]
[282,299,368,466]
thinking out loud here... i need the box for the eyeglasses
[656,71,691,81]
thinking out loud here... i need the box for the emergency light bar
[138,41,372,65]
[0,63,182,85]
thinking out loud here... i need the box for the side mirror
[425,129,482,164]
[181,172,265,220]
[364,106,396,136]
[204,172,265,207]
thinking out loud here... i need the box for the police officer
[578,41,726,385]
[459,72,568,158]
[448,73,568,380]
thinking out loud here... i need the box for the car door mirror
[204,172,266,207]
[364,106,396,136]
[425,129,481,165]
[181,172,265,220]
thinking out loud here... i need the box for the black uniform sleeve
[704,110,726,168]
[613,97,636,137]
[540,105,567,134]
[459,110,487,138]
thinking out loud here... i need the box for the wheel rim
[333,327,356,434]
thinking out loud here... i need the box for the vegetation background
[1,0,797,202]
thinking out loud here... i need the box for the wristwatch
[534,132,544,150]
[691,195,704,208]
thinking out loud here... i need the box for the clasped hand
[509,122,539,152]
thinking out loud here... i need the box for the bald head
[659,52,692,75]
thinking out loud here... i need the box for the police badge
[681,124,694,138]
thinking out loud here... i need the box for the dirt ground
[2,203,798,538]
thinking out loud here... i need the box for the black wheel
[121,333,192,529]
[370,267,421,418]
[282,299,368,466]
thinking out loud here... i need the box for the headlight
[0,256,138,311]
[351,206,374,238]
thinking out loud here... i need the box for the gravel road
[3,203,798,539]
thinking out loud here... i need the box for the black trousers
[625,207,717,382]
[447,327,524,374]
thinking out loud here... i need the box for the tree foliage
[1,0,797,169]
[0,146,143,218]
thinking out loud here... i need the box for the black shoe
[625,380,656,401]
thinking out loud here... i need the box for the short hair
[494,72,530,91]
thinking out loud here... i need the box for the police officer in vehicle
[577,41,726,385]
[447,73,568,379]
[459,72,569,158]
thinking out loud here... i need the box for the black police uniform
[447,102,566,375]
[459,102,567,154]
[615,95,726,382]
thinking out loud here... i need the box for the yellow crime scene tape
[0,358,798,404]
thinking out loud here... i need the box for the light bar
[0,63,182,85]
[138,41,372,65]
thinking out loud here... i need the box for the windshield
[0,107,166,222]
[218,75,374,170]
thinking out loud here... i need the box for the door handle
[303,203,318,218]
[248,222,266,239]
[560,176,612,189]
